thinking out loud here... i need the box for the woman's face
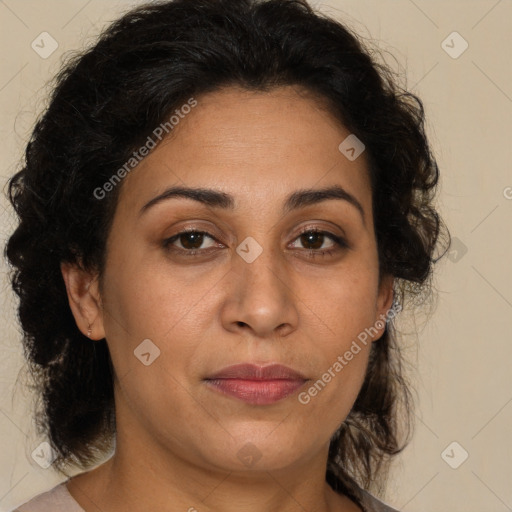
[80,86,393,474]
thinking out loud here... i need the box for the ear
[372,273,395,342]
[60,261,106,340]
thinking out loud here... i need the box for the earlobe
[60,262,105,340]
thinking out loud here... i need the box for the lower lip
[205,378,306,405]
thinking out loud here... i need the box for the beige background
[1,1,511,510]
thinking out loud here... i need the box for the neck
[66,396,361,512]
[67,432,359,512]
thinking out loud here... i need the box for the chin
[201,432,316,473]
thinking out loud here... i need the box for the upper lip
[206,363,307,381]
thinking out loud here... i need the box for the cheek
[99,255,225,375]
[302,264,380,340]
[286,339,371,464]
[295,271,378,406]
[297,340,371,434]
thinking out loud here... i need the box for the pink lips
[204,363,308,405]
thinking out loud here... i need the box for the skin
[61,85,394,512]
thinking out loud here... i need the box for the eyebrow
[139,184,366,225]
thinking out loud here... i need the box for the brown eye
[163,230,218,254]
[177,231,206,250]
[290,229,348,254]
[162,228,348,259]
[298,231,328,250]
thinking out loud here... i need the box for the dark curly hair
[4,0,450,507]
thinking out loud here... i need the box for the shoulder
[358,487,401,512]
[12,482,84,512]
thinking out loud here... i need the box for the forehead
[116,85,372,218]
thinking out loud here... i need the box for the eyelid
[162,229,222,251]
[292,226,350,250]
[162,224,350,257]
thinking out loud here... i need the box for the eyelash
[162,227,349,259]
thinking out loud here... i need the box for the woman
[5,0,450,510]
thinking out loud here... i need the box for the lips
[206,363,307,381]
[204,363,308,405]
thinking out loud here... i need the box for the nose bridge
[237,238,282,290]
[224,235,298,337]
[235,236,287,302]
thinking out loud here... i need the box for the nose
[220,243,299,339]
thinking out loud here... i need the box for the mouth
[204,363,308,405]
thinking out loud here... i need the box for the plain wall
[1,1,511,510]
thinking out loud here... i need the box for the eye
[162,230,220,256]
[289,228,349,259]
[162,227,349,259]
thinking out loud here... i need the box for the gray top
[13,481,400,512]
